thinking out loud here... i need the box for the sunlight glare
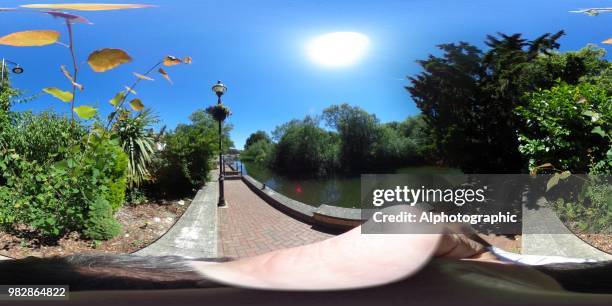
[307,32,370,67]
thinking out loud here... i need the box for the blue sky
[1,0,611,148]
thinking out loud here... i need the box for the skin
[190,225,561,291]
[24,214,609,305]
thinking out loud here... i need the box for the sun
[307,32,370,67]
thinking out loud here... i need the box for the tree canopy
[407,31,609,173]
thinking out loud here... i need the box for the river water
[236,161,460,208]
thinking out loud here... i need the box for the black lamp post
[0,58,24,90]
[211,80,229,207]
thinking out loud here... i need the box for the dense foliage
[517,82,611,173]
[553,181,611,234]
[113,109,159,188]
[269,117,340,175]
[148,109,233,198]
[241,133,274,164]
[0,106,128,239]
[244,130,271,149]
[406,32,611,173]
[243,105,434,176]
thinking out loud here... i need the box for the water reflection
[240,161,460,208]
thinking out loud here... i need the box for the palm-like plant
[113,109,159,188]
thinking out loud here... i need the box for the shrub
[147,110,232,198]
[113,109,159,188]
[83,132,129,212]
[552,181,611,234]
[516,82,611,173]
[83,195,122,240]
[0,113,128,239]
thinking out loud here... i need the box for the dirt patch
[575,233,611,254]
[0,200,191,259]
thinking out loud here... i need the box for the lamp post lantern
[0,58,24,111]
[210,80,229,207]
[1,58,24,90]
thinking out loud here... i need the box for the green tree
[241,139,273,164]
[244,130,271,149]
[322,104,379,171]
[397,115,437,161]
[406,31,611,173]
[270,117,339,175]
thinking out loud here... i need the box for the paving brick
[218,180,333,258]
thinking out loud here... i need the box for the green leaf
[546,173,561,192]
[109,92,125,106]
[73,105,97,120]
[129,98,144,111]
[43,87,73,102]
[591,126,607,138]
[582,110,601,122]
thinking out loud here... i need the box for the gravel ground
[0,199,191,259]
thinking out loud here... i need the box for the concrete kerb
[522,197,612,260]
[134,182,219,258]
[241,174,363,230]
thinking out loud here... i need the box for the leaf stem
[66,20,78,125]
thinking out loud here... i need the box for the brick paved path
[218,180,333,258]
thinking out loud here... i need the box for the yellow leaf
[60,65,83,91]
[158,68,173,85]
[0,30,59,47]
[109,92,125,106]
[125,86,137,95]
[163,55,182,66]
[183,56,193,64]
[129,98,144,111]
[559,170,571,179]
[546,173,561,192]
[21,3,155,11]
[43,87,73,102]
[133,72,154,81]
[87,48,132,72]
[73,105,97,120]
[603,38,612,44]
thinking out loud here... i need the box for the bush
[83,132,129,212]
[516,82,611,173]
[0,111,128,240]
[552,181,611,234]
[147,110,232,198]
[83,195,122,240]
[113,109,159,188]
